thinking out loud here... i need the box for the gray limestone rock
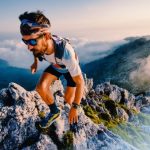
[0,81,140,150]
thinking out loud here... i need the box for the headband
[20,19,50,36]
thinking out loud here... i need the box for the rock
[95,106,105,113]
[0,80,143,150]
[80,98,89,106]
[99,112,112,122]
[140,106,150,114]
[82,73,93,98]
[127,110,135,122]
[103,82,112,96]
[95,83,136,108]
[104,100,117,117]
[116,107,129,121]
[22,134,57,150]
[119,89,129,105]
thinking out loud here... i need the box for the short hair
[19,10,51,35]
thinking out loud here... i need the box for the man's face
[22,34,47,57]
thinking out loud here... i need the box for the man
[19,10,84,129]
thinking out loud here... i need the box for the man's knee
[35,82,49,96]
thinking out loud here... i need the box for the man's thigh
[36,65,62,88]
[36,72,58,89]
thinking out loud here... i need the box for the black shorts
[44,65,76,87]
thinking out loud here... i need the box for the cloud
[0,36,128,70]
[70,38,128,64]
[0,39,48,70]
[130,56,150,90]
[0,39,31,67]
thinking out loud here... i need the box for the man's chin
[33,52,43,57]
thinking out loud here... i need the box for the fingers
[68,108,78,124]
[69,115,78,124]
[31,69,35,74]
[31,68,36,74]
[69,114,73,124]
[69,116,72,124]
[75,116,78,123]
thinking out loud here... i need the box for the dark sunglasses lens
[29,39,37,46]
[22,39,37,46]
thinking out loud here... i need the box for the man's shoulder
[53,35,74,60]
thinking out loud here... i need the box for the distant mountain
[0,59,40,90]
[83,37,150,93]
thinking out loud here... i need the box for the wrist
[71,102,80,109]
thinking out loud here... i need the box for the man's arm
[31,55,39,74]
[72,74,84,105]
[68,73,84,124]
[34,55,39,63]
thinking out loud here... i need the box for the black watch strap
[72,102,80,109]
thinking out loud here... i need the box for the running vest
[38,35,69,62]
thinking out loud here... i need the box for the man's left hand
[68,107,78,124]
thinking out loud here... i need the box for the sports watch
[71,102,80,109]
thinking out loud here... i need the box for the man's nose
[27,44,34,51]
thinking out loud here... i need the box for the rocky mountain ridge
[1,76,150,150]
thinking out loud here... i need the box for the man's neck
[45,38,55,55]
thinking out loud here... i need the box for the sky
[1,0,150,41]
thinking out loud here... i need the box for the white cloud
[70,38,128,64]
[0,37,128,69]
[0,39,48,70]
[0,39,32,68]
[130,56,150,90]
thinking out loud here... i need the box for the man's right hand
[31,62,38,74]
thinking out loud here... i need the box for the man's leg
[64,86,76,105]
[36,72,60,128]
[36,72,57,105]
[63,72,76,105]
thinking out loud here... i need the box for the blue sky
[1,0,150,40]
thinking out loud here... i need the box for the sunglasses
[22,34,44,46]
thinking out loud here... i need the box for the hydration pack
[38,35,70,61]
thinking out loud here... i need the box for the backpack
[38,35,70,62]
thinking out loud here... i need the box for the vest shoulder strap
[53,35,66,59]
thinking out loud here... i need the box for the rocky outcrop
[82,81,150,126]
[1,80,148,150]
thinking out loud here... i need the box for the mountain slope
[0,59,40,90]
[83,37,150,93]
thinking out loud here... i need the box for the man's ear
[45,33,51,40]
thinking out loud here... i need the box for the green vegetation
[83,94,136,128]
[83,105,101,124]
[63,131,74,150]
[83,94,143,134]
[109,122,150,150]
[117,104,138,115]
[102,95,112,101]
[83,91,150,150]
[137,113,150,125]
[108,112,150,150]
[83,105,120,128]
[38,111,46,119]
[105,110,150,150]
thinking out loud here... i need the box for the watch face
[72,103,80,109]
[72,105,78,109]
